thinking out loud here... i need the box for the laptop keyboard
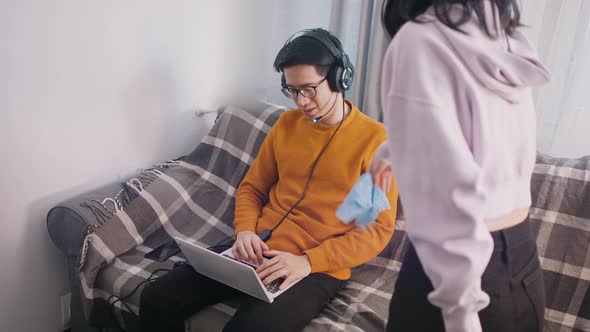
[265,278,285,294]
[221,254,285,293]
[222,254,259,269]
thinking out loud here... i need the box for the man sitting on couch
[139,28,398,332]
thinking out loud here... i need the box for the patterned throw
[76,103,590,331]
[529,153,590,332]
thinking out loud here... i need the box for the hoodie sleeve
[380,24,493,332]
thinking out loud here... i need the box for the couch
[47,103,590,332]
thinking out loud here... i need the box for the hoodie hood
[423,1,550,102]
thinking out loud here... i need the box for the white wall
[0,1,271,331]
[520,0,590,158]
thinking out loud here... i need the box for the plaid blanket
[530,153,590,332]
[77,104,283,326]
[77,102,590,331]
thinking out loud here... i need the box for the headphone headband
[280,28,354,93]
[284,29,345,66]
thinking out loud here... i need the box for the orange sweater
[234,101,398,280]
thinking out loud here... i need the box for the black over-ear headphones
[280,28,354,93]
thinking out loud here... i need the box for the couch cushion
[530,153,590,331]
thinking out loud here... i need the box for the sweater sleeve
[304,173,398,273]
[233,118,280,234]
[380,26,493,332]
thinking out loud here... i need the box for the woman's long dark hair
[382,0,521,38]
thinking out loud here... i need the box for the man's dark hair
[382,0,521,38]
[273,36,335,78]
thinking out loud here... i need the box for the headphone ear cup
[340,67,353,91]
[327,65,342,93]
[340,55,354,91]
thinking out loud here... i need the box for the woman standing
[371,1,550,331]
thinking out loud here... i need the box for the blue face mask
[336,173,390,226]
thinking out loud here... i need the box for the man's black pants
[139,264,345,332]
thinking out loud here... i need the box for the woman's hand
[368,157,393,193]
[232,231,269,265]
[256,251,311,290]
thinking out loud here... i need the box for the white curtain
[352,0,389,121]
[519,0,590,158]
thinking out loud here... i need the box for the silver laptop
[174,237,302,303]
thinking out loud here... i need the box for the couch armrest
[47,181,127,257]
[47,181,132,332]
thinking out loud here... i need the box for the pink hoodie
[378,2,550,331]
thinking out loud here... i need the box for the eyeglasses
[281,76,328,99]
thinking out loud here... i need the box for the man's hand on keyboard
[233,231,269,265]
[256,251,311,291]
